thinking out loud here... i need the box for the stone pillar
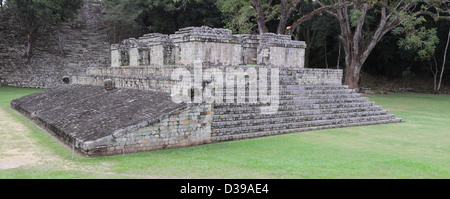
[256,33,306,68]
[150,45,164,66]
[111,44,121,67]
[257,48,270,65]
[298,48,305,68]
[129,47,139,66]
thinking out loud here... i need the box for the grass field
[0,84,449,179]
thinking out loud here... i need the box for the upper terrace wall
[72,66,343,94]
[111,26,306,68]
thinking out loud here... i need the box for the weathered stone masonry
[89,104,212,156]
[111,26,306,68]
[10,26,402,156]
[11,85,212,156]
[72,66,343,93]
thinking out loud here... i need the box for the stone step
[213,89,357,98]
[213,97,370,108]
[281,89,356,95]
[212,92,362,102]
[211,114,398,136]
[211,118,403,142]
[213,101,376,114]
[280,97,369,105]
[218,88,356,95]
[212,110,390,128]
[213,106,384,121]
[302,85,349,90]
[279,93,362,100]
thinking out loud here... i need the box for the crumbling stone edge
[11,99,212,157]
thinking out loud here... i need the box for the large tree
[290,0,449,89]
[393,1,450,91]
[276,0,303,34]
[7,0,83,60]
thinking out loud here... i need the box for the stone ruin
[111,26,306,68]
[0,0,110,88]
[11,26,402,156]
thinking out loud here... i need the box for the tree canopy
[2,0,449,91]
[5,0,83,59]
[103,0,224,42]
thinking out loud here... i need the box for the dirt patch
[0,107,173,178]
[0,108,40,170]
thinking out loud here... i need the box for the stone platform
[8,26,402,156]
[11,65,401,156]
[11,85,212,156]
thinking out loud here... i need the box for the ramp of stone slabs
[11,85,187,145]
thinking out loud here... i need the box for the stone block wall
[170,27,243,66]
[111,26,307,68]
[79,104,212,156]
[71,66,344,94]
[111,33,174,67]
[256,33,306,68]
[293,68,343,85]
[72,66,181,93]
[175,41,243,66]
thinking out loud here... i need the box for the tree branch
[353,3,369,56]
[290,1,352,31]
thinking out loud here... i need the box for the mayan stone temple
[11,26,402,156]
[110,26,306,68]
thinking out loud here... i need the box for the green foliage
[103,0,223,41]
[5,0,83,58]
[7,0,83,34]
[215,0,283,34]
[103,0,146,42]
[298,12,341,68]
[393,15,440,61]
[350,9,363,27]
[215,0,256,33]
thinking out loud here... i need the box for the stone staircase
[211,69,402,142]
[0,0,110,88]
[70,66,402,142]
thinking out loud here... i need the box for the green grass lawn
[0,84,449,179]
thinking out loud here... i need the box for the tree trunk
[324,44,328,69]
[277,0,289,35]
[277,12,288,35]
[344,59,362,89]
[433,57,438,91]
[277,0,301,35]
[302,25,315,68]
[429,57,438,91]
[253,0,267,34]
[305,44,310,68]
[324,35,328,69]
[294,26,300,40]
[437,28,450,91]
[337,41,341,69]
